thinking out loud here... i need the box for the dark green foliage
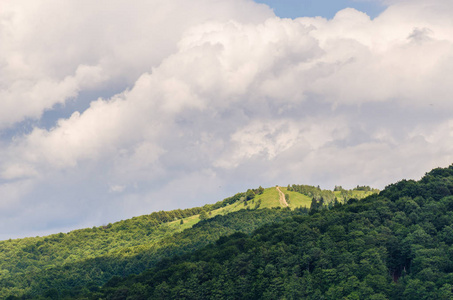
[6,165,453,299]
[199,210,208,220]
[309,196,324,214]
[354,185,374,191]
[256,186,265,195]
[0,190,270,298]
[244,186,265,201]
[255,199,262,209]
[80,164,453,300]
[2,208,296,299]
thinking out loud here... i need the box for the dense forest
[6,165,453,299]
[74,165,453,299]
[1,202,297,298]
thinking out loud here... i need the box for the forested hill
[0,184,372,299]
[81,165,453,299]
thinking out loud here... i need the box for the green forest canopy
[14,176,453,299]
[80,165,453,299]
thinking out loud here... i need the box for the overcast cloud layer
[1,0,453,239]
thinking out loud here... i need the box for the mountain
[1,185,374,299]
[73,166,453,299]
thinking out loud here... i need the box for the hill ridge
[78,164,453,299]
[0,184,378,298]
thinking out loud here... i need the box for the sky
[254,0,386,19]
[2,0,453,239]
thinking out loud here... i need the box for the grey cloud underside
[1,0,453,238]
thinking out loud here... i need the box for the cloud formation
[0,0,273,128]
[1,0,453,238]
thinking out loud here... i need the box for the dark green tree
[199,210,208,220]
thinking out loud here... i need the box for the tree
[246,189,255,201]
[199,210,208,220]
[309,198,318,215]
[255,199,262,209]
[334,185,344,191]
[257,186,264,195]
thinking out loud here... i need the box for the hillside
[0,185,376,299]
[77,165,453,299]
[1,210,297,299]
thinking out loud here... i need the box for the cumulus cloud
[0,0,273,129]
[2,0,453,238]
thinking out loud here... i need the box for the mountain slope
[82,165,453,300]
[0,187,289,298]
[0,185,377,298]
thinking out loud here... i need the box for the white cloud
[0,0,273,129]
[2,0,453,238]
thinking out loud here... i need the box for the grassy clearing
[167,187,285,229]
[278,186,312,209]
[165,214,200,231]
[253,187,281,209]
[168,187,378,230]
